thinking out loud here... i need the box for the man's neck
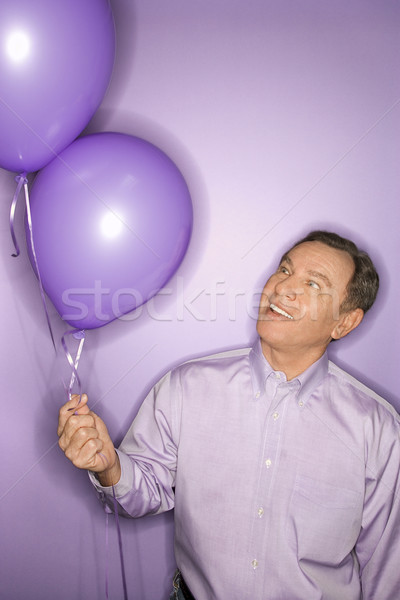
[260,338,327,381]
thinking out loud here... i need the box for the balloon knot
[72,329,86,340]
[15,173,28,185]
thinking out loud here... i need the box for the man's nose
[274,277,301,301]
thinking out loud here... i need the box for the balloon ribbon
[10,174,84,399]
[9,173,27,258]
[10,173,57,352]
[10,174,127,599]
[99,453,129,600]
[61,329,85,401]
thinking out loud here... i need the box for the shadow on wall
[106,0,139,109]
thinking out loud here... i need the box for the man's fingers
[58,415,96,451]
[57,393,90,436]
[65,436,104,470]
[57,396,115,473]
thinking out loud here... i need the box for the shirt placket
[248,373,296,583]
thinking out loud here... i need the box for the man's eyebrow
[307,270,333,287]
[279,254,333,287]
[279,253,292,265]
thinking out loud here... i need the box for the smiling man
[257,233,366,380]
[58,230,400,600]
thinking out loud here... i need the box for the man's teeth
[270,303,294,320]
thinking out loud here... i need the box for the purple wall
[1,1,399,599]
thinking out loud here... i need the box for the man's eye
[279,266,289,274]
[308,280,320,290]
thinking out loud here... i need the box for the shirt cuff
[87,449,134,499]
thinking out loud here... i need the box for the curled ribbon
[61,329,85,402]
[9,172,28,258]
[99,452,129,600]
[10,174,127,599]
[10,175,83,390]
[112,484,129,600]
[11,175,57,352]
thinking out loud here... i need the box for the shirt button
[255,391,261,398]
[298,400,304,407]
[272,412,279,420]
[251,559,258,569]
[265,458,272,468]
[258,507,264,517]
[275,373,281,380]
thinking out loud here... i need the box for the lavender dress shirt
[91,340,400,600]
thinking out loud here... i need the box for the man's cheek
[308,291,341,322]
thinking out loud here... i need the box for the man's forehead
[280,241,355,280]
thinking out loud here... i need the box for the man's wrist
[95,452,121,487]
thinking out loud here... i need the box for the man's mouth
[269,303,294,320]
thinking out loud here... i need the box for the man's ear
[331,308,364,340]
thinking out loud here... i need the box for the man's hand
[58,394,121,486]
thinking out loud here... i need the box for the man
[58,231,400,600]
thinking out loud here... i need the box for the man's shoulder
[152,347,253,395]
[184,346,252,363]
[327,360,400,422]
[173,346,252,377]
[181,346,252,367]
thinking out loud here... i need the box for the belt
[178,572,196,600]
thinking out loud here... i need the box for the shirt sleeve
[88,370,180,518]
[356,408,400,598]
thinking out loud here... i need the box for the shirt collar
[249,338,275,397]
[249,337,329,402]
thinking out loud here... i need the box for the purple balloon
[0,0,115,174]
[27,133,193,330]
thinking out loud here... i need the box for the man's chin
[257,321,291,344]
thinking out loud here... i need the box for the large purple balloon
[27,133,193,330]
[0,0,115,174]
